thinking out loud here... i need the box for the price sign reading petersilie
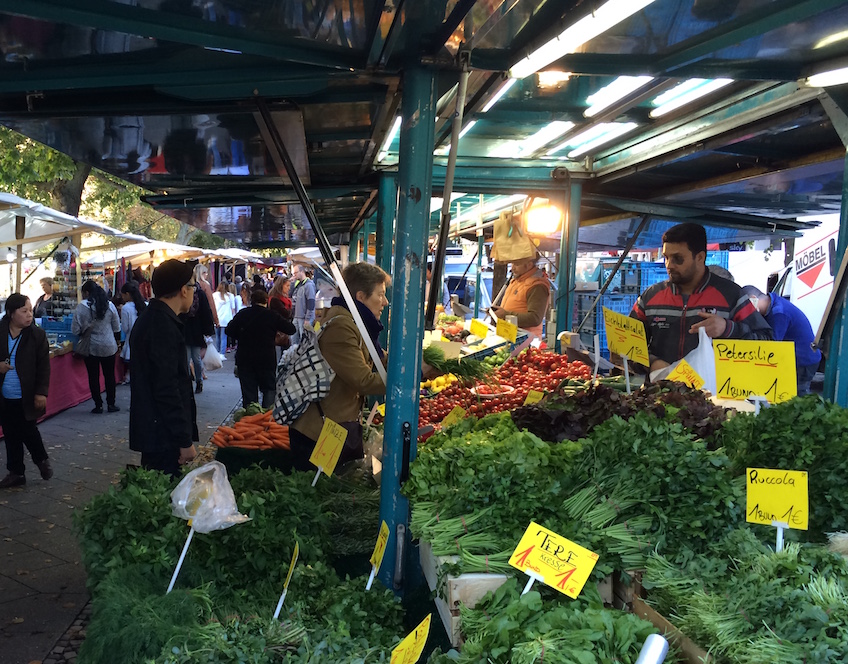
[509,522,599,599]
[602,308,649,367]
[746,468,808,530]
[713,340,796,403]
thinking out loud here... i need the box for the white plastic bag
[651,327,717,395]
[203,338,223,371]
[170,461,249,534]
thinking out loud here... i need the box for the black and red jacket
[630,270,773,365]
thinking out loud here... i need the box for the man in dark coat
[129,259,198,476]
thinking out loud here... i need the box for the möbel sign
[713,339,796,403]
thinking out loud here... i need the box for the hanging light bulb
[5,249,14,263]
[22,255,32,271]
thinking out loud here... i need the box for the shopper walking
[119,282,147,384]
[226,290,295,409]
[129,260,197,475]
[0,294,51,488]
[212,280,236,356]
[182,277,215,393]
[290,263,316,345]
[72,280,121,414]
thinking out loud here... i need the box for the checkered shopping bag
[272,322,336,425]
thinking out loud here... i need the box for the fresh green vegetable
[422,344,492,381]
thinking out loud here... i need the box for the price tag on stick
[666,358,705,389]
[509,521,599,599]
[366,521,390,591]
[713,340,796,403]
[496,318,518,343]
[441,406,466,428]
[746,468,808,550]
[523,390,545,405]
[273,541,299,619]
[470,319,489,339]
[310,418,348,486]
[391,614,431,664]
[602,307,649,367]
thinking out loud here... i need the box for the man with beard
[631,223,772,373]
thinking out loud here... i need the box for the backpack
[271,318,339,425]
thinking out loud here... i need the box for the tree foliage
[0,125,225,248]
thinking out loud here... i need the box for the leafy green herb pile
[512,380,728,444]
[427,580,661,664]
[74,467,402,664]
[716,395,848,540]
[422,344,492,382]
[643,528,848,663]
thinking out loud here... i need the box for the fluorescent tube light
[517,121,575,157]
[567,122,637,158]
[584,75,654,117]
[509,0,658,80]
[649,79,733,118]
[458,120,477,139]
[808,66,848,87]
[482,78,517,112]
[377,116,402,162]
[814,30,848,50]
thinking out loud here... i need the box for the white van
[775,213,840,333]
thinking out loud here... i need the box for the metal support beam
[379,66,435,592]
[377,173,398,346]
[474,234,484,319]
[825,153,848,405]
[0,0,359,70]
[555,183,581,347]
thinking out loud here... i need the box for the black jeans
[1,398,47,476]
[237,365,275,409]
[140,449,181,477]
[84,353,117,408]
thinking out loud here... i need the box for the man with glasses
[630,223,772,373]
[129,259,199,475]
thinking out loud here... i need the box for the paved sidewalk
[0,356,241,664]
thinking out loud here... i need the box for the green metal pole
[348,232,358,264]
[362,218,371,263]
[824,152,848,405]
[379,67,436,591]
[474,234,484,319]
[377,172,397,346]
[556,183,582,351]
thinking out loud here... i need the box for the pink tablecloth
[0,352,124,437]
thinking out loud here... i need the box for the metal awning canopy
[0,1,844,246]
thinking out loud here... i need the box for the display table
[42,350,124,419]
[0,350,124,437]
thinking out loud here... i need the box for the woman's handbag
[272,323,336,425]
[74,329,91,358]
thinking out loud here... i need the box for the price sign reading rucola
[713,340,796,403]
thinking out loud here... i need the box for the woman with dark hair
[72,280,121,413]
[119,282,146,384]
[0,294,51,488]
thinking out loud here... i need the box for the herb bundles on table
[643,528,848,664]
[716,395,848,541]
[427,579,662,664]
[74,467,404,664]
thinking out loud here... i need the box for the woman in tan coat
[290,262,389,471]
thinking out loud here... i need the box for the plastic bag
[170,461,249,534]
[651,327,717,395]
[203,338,223,371]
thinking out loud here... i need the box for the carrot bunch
[211,410,290,451]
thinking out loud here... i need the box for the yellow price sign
[376,403,386,416]
[746,468,808,530]
[370,521,390,571]
[602,308,649,366]
[284,541,299,590]
[666,358,705,389]
[523,390,545,405]
[309,418,348,477]
[441,406,466,428]
[509,522,599,599]
[470,319,489,339]
[391,613,431,664]
[713,340,796,403]
[496,318,518,343]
